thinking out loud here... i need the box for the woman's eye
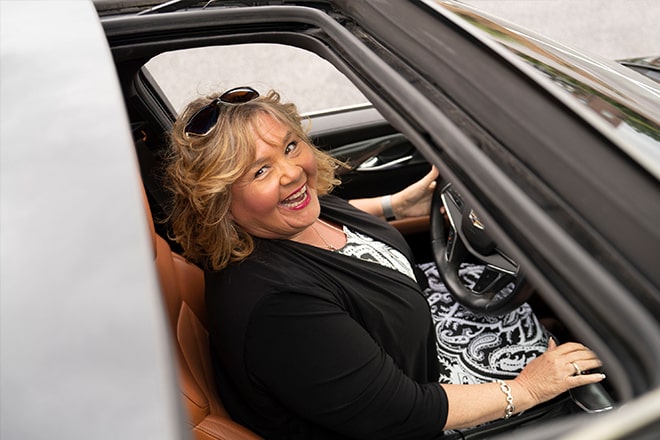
[285,141,298,154]
[254,166,268,178]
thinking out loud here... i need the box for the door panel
[308,108,433,262]
[309,109,431,200]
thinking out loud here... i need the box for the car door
[1,2,183,439]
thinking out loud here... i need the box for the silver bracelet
[496,380,515,419]
[381,194,396,221]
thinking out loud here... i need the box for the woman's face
[229,113,320,240]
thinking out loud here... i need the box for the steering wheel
[430,182,532,315]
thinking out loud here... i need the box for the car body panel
[1,2,183,439]
[433,0,660,178]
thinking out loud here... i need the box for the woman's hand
[442,338,605,430]
[512,338,606,407]
[348,166,439,220]
[390,166,439,219]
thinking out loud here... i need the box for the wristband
[381,195,396,221]
[496,380,515,419]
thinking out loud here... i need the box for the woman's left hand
[391,166,439,219]
[348,166,439,220]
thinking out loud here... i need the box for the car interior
[109,16,619,440]
[3,1,657,438]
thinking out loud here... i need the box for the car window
[145,43,370,115]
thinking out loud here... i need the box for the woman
[166,87,605,439]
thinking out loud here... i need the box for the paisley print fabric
[337,226,417,281]
[332,224,548,385]
[418,261,549,384]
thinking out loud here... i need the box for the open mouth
[280,185,311,210]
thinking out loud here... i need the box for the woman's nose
[279,160,302,185]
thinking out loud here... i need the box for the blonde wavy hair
[165,89,343,271]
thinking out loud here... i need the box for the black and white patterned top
[334,224,548,385]
[336,225,417,281]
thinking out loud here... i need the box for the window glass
[145,43,370,115]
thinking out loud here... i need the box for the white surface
[1,1,182,438]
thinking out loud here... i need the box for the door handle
[357,154,414,171]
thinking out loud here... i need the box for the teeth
[281,186,307,208]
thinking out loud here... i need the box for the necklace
[312,225,336,251]
[312,219,345,251]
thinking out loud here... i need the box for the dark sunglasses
[184,86,260,137]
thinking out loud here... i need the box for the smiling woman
[228,112,324,241]
[163,84,606,439]
[166,89,343,270]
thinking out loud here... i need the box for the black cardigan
[206,195,448,439]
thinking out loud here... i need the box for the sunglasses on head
[184,86,260,137]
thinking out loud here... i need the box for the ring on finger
[571,361,582,376]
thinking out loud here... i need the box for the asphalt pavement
[459,0,659,59]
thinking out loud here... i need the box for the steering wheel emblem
[469,209,485,230]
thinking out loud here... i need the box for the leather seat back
[143,188,261,440]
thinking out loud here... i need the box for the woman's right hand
[513,338,606,406]
[441,338,605,430]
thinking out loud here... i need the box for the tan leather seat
[143,188,261,440]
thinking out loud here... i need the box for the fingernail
[600,373,607,380]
